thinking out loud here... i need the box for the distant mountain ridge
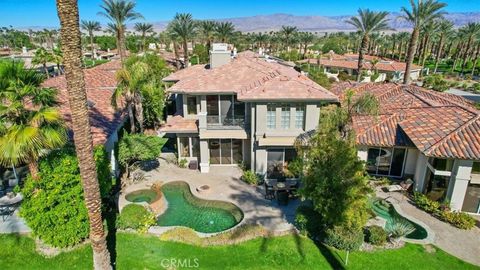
[150,12,480,33]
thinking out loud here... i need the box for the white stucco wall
[449,159,473,211]
[404,148,419,176]
[414,153,429,192]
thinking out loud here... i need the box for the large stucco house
[160,45,479,214]
[331,82,480,213]
[160,45,338,179]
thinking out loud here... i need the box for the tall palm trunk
[421,35,431,67]
[172,40,180,70]
[55,1,112,269]
[89,32,95,63]
[434,34,445,73]
[461,36,474,74]
[183,38,189,68]
[452,42,465,72]
[404,27,420,85]
[43,63,49,78]
[357,34,369,82]
[27,160,39,180]
[471,44,480,76]
[134,92,144,133]
[127,97,136,133]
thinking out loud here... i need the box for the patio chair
[277,190,289,206]
[0,204,16,222]
[386,179,414,192]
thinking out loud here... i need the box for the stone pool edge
[384,197,436,245]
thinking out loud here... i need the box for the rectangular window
[281,105,290,129]
[267,148,297,179]
[472,162,480,174]
[186,96,197,115]
[179,137,190,157]
[432,158,453,171]
[267,104,276,129]
[366,147,405,177]
[295,105,304,129]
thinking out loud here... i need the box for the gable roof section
[164,51,338,102]
[42,60,124,145]
[337,82,480,160]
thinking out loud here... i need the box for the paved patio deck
[0,210,30,234]
[377,188,480,266]
[125,157,298,233]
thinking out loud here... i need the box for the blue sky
[1,0,479,28]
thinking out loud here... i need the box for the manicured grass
[0,234,92,270]
[0,233,478,270]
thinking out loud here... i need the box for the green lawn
[0,233,478,270]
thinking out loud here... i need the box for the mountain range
[150,12,480,33]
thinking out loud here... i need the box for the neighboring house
[160,45,338,179]
[299,53,423,83]
[42,60,124,175]
[331,82,480,213]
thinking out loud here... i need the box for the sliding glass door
[209,139,242,165]
[207,95,219,124]
[366,147,406,177]
[206,95,245,127]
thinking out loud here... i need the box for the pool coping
[121,180,249,237]
[383,197,436,245]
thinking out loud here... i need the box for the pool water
[157,181,243,233]
[371,199,428,240]
[125,189,159,203]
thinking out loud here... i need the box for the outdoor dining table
[266,179,298,191]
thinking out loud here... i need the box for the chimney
[210,43,231,68]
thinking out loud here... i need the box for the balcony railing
[207,116,245,129]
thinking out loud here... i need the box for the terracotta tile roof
[158,115,198,133]
[42,61,124,145]
[299,53,422,73]
[333,82,480,160]
[164,51,338,102]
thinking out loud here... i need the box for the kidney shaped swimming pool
[156,181,243,233]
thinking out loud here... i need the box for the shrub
[370,72,380,82]
[242,170,259,185]
[423,74,449,92]
[365,225,387,246]
[324,225,364,251]
[178,158,188,168]
[413,192,440,213]
[439,211,476,230]
[117,204,156,233]
[472,83,480,92]
[295,213,309,236]
[295,204,323,238]
[338,71,353,82]
[118,134,167,171]
[20,147,113,247]
[20,148,89,247]
[386,218,415,239]
[464,74,473,81]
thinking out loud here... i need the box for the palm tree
[55,1,112,269]
[279,26,298,52]
[134,22,154,52]
[215,22,235,43]
[458,23,480,73]
[298,32,315,58]
[51,47,64,75]
[0,61,67,179]
[81,20,101,61]
[346,9,390,81]
[32,47,53,77]
[168,13,196,68]
[418,20,440,67]
[113,61,150,133]
[433,19,454,73]
[98,0,143,62]
[400,0,447,84]
[199,20,217,53]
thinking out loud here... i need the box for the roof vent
[87,100,95,108]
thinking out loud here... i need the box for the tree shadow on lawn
[315,241,346,270]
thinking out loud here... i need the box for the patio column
[414,153,429,192]
[449,160,473,211]
[199,139,210,173]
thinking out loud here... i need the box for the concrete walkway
[0,210,30,234]
[377,189,480,266]
[124,157,298,233]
